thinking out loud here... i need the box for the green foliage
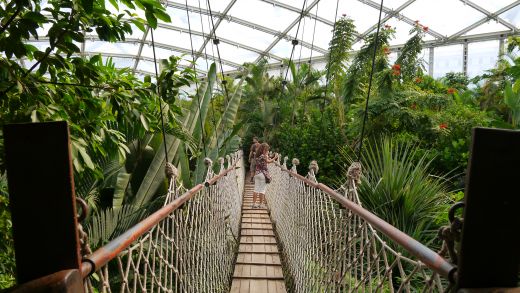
[0,174,15,289]
[271,108,343,187]
[326,16,356,83]
[504,81,520,128]
[342,25,394,104]
[340,138,451,247]
[441,72,469,90]
[395,26,426,83]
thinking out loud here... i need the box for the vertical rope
[184,0,208,158]
[308,2,319,65]
[318,0,339,144]
[357,0,385,162]
[206,0,231,107]
[282,0,309,86]
[150,28,170,163]
[197,0,220,156]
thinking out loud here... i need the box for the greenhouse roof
[29,0,520,78]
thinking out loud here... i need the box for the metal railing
[81,151,244,292]
[266,157,456,292]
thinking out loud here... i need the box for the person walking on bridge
[248,136,260,183]
[252,142,278,208]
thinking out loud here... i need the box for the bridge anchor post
[4,121,84,292]
[457,127,520,291]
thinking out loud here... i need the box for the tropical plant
[503,81,520,128]
[0,173,15,289]
[339,138,451,248]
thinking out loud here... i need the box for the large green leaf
[134,63,217,204]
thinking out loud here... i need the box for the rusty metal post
[457,127,520,289]
[3,122,82,288]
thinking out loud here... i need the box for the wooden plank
[230,278,241,293]
[239,244,279,253]
[250,279,268,293]
[268,280,287,293]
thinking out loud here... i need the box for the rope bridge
[266,156,455,292]
[80,151,245,292]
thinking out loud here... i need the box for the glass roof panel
[136,59,156,73]
[384,18,417,45]
[216,21,276,51]
[383,0,410,9]
[471,0,515,12]
[164,6,207,32]
[106,56,135,69]
[147,28,204,51]
[467,40,499,78]
[317,0,382,33]
[289,18,332,52]
[141,44,183,59]
[227,0,300,31]
[462,22,510,36]
[433,44,463,78]
[208,42,260,65]
[500,4,520,26]
[401,0,486,36]
[168,0,232,12]
[85,41,139,55]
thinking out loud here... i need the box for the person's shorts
[254,173,267,194]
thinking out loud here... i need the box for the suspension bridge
[3,123,520,292]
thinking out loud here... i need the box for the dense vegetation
[1,2,519,288]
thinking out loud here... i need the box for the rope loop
[291,158,300,173]
[347,162,362,185]
[307,160,319,183]
[165,162,178,180]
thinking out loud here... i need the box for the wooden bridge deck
[230,182,287,293]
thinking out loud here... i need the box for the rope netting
[82,151,244,292]
[266,156,452,292]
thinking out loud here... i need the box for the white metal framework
[27,0,520,78]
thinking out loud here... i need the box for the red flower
[439,123,448,130]
[410,103,417,110]
[447,88,456,94]
[384,24,392,29]
[422,26,429,32]
[415,20,420,24]
[414,77,423,83]
[392,64,401,70]
[383,47,390,55]
[342,13,346,17]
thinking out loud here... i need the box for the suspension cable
[150,28,170,163]
[282,0,309,88]
[308,2,319,65]
[196,0,220,156]
[357,0,385,161]
[184,0,208,158]
[321,0,340,108]
[317,0,339,138]
[206,0,232,107]
[297,2,307,69]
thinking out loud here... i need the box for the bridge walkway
[230,181,287,293]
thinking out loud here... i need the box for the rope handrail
[275,163,456,280]
[81,151,244,292]
[267,157,453,291]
